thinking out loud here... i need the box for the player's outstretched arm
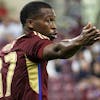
[43,23,100,60]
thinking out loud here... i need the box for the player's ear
[26,19,34,28]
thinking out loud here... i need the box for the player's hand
[80,22,100,46]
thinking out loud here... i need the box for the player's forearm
[43,35,83,60]
[58,35,83,59]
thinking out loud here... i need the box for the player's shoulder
[0,34,26,53]
[1,40,16,53]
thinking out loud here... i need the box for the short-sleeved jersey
[0,31,52,100]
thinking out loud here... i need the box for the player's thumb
[83,22,92,29]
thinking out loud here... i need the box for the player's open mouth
[51,34,57,38]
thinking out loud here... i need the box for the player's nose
[51,23,56,31]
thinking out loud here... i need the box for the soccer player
[0,1,100,100]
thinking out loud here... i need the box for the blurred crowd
[0,0,100,100]
[0,1,22,49]
[48,44,100,100]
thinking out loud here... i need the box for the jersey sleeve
[17,34,52,62]
[31,36,52,61]
[35,39,52,59]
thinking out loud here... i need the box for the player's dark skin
[24,7,100,60]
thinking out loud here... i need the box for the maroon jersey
[0,31,52,100]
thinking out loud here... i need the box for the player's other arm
[43,23,100,60]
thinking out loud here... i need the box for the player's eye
[46,18,55,23]
[46,19,50,23]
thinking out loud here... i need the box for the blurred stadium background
[0,0,100,100]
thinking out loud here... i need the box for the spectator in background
[0,1,8,22]
[0,16,22,49]
[0,17,22,40]
[91,60,100,78]
[0,1,22,50]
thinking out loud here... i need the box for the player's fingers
[94,37,100,40]
[96,29,100,34]
[83,22,92,29]
[94,30,100,40]
[83,26,96,33]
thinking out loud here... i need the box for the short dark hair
[20,1,52,26]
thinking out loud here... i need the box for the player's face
[32,8,57,40]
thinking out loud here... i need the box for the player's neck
[23,27,33,34]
